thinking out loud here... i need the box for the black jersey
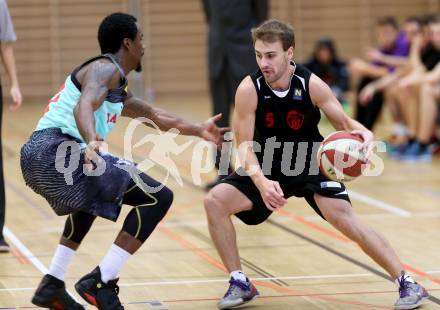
[250,64,323,175]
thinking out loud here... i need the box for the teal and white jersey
[36,54,128,142]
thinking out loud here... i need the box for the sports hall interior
[1,0,439,309]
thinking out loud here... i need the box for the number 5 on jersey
[265,112,274,128]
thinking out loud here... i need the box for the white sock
[230,270,247,282]
[395,273,415,288]
[392,123,408,137]
[48,245,76,281]
[99,244,131,283]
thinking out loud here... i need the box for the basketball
[317,131,368,182]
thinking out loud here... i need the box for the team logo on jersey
[286,110,304,130]
[293,88,302,100]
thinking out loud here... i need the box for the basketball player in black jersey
[204,20,428,310]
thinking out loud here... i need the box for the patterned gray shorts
[20,128,134,221]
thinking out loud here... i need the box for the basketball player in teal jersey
[204,20,429,310]
[21,13,227,309]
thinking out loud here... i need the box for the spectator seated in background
[349,16,410,130]
[304,37,349,106]
[358,16,423,145]
[392,16,440,162]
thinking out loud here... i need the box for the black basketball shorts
[221,168,351,225]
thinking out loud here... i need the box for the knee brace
[62,211,96,244]
[121,178,173,242]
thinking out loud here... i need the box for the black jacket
[202,0,268,78]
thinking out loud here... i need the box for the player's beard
[272,57,291,83]
[135,62,142,72]
[266,67,283,84]
[266,56,290,84]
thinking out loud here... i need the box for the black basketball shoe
[74,266,124,310]
[31,274,85,310]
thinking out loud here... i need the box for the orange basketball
[317,131,368,182]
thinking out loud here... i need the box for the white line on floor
[348,190,412,217]
[4,226,49,274]
[3,226,79,302]
[119,273,374,287]
[0,273,373,292]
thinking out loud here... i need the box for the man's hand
[9,85,22,111]
[199,113,230,147]
[359,84,376,105]
[351,129,374,162]
[349,58,368,75]
[256,177,287,211]
[366,48,383,63]
[84,136,104,171]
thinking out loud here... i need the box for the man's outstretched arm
[122,94,229,146]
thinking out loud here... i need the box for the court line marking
[8,289,440,310]
[0,287,34,292]
[0,273,373,292]
[4,120,427,307]
[162,288,440,303]
[267,219,440,306]
[119,273,374,287]
[3,183,422,306]
[348,190,412,217]
[170,202,438,305]
[4,227,49,275]
[159,225,395,309]
[36,209,440,235]
[303,211,440,221]
[277,208,350,242]
[3,226,80,303]
[7,217,383,308]
[161,189,434,306]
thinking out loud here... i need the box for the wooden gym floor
[0,96,439,309]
